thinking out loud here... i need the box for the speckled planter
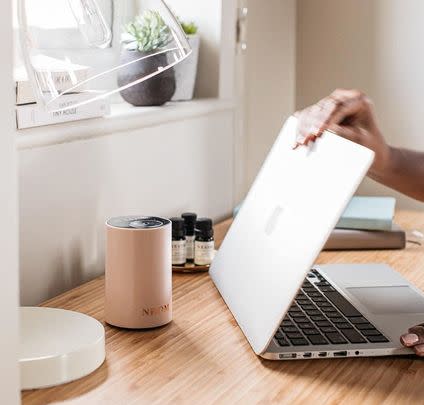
[118,49,176,106]
[171,34,200,101]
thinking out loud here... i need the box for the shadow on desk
[260,355,423,403]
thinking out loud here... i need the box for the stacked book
[324,196,405,250]
[15,56,110,129]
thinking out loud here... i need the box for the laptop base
[261,265,423,360]
[261,347,411,360]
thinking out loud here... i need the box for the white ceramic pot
[172,34,200,101]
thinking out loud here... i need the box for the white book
[15,66,36,105]
[16,80,36,105]
[16,93,110,130]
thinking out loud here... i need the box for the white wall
[19,110,234,305]
[166,0,222,98]
[245,0,296,188]
[297,0,424,209]
[0,0,20,402]
[17,0,238,305]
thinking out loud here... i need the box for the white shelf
[16,98,234,150]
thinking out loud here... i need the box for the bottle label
[194,240,215,265]
[186,235,195,260]
[172,240,186,265]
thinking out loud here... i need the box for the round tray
[20,307,105,390]
[172,262,210,273]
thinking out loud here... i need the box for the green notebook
[336,196,396,231]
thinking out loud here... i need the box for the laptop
[210,116,424,360]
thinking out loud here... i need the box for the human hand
[400,325,424,356]
[294,88,391,176]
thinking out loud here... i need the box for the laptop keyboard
[275,269,389,347]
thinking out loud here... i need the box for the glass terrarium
[17,0,191,111]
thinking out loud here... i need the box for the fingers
[400,332,422,346]
[412,344,424,357]
[294,122,361,149]
[401,325,424,345]
[313,89,368,137]
[295,88,372,149]
[409,324,424,336]
[400,325,424,356]
[293,133,317,149]
[294,102,331,148]
[327,89,372,128]
[326,124,362,145]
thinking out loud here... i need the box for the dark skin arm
[295,88,424,356]
[295,88,424,202]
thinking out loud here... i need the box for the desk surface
[23,210,424,405]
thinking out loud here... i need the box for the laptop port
[303,352,312,358]
[333,351,347,357]
[318,352,327,357]
[279,353,297,359]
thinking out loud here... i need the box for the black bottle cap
[195,218,214,238]
[182,212,197,234]
[170,217,186,238]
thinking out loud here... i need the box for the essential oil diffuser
[105,216,172,329]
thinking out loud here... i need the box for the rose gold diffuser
[105,216,172,329]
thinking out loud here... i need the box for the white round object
[20,307,105,390]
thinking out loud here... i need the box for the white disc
[20,307,105,390]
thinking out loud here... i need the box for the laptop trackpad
[347,286,424,314]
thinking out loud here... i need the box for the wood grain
[22,211,424,405]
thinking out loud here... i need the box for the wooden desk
[23,211,424,405]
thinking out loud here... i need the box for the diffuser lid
[107,216,171,229]
[20,307,105,390]
[17,0,191,111]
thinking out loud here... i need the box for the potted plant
[118,10,176,106]
[171,20,200,101]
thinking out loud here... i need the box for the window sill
[16,98,234,150]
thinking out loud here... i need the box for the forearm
[370,146,424,202]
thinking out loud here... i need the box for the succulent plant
[180,21,198,35]
[122,10,171,52]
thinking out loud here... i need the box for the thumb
[401,325,424,347]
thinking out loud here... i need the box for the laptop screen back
[209,116,375,355]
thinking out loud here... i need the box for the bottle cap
[195,218,214,238]
[170,217,186,238]
[182,212,197,234]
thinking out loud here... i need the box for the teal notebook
[336,196,396,231]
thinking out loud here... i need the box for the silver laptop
[210,116,424,360]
